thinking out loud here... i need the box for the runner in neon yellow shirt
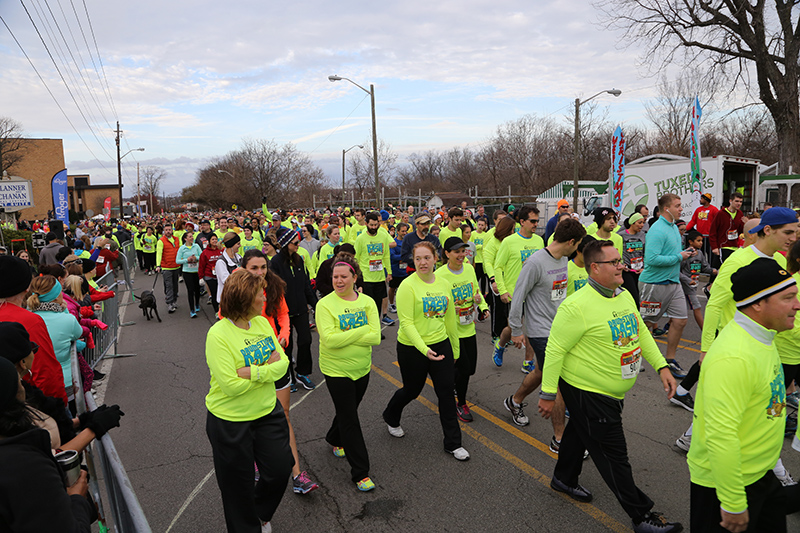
[688,259,797,532]
[382,240,469,461]
[436,237,489,423]
[316,254,381,491]
[354,212,395,326]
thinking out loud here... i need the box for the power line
[81,0,117,119]
[308,92,369,154]
[19,0,116,162]
[68,0,117,120]
[0,13,112,173]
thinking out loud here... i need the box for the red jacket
[686,205,718,236]
[94,248,119,277]
[0,302,68,405]
[709,207,744,250]
[198,247,223,279]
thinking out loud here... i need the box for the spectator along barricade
[71,344,151,533]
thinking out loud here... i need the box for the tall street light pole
[342,144,364,202]
[573,89,622,212]
[118,144,145,217]
[329,75,380,207]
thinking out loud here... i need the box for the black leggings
[621,270,640,309]
[325,374,370,482]
[286,312,313,377]
[205,277,219,313]
[455,335,477,406]
[681,361,702,391]
[383,339,461,451]
[143,252,156,271]
[183,271,200,311]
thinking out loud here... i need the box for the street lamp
[118,147,144,217]
[573,89,622,211]
[328,75,380,207]
[217,169,234,178]
[342,144,364,202]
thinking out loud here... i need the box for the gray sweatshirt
[620,229,646,271]
[508,248,568,338]
[680,248,713,292]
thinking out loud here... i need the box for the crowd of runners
[2,191,800,532]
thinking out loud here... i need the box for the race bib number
[399,262,407,270]
[727,230,738,241]
[639,301,661,317]
[369,259,383,272]
[631,258,643,271]
[620,347,641,379]
[551,278,567,301]
[458,305,475,325]
[96,256,105,264]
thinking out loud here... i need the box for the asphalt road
[100,271,800,532]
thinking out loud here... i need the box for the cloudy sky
[1,0,719,196]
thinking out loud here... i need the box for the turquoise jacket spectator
[640,216,683,284]
[33,305,83,393]
[176,243,202,274]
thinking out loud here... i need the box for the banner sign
[611,126,625,213]
[103,197,112,221]
[0,178,33,211]
[51,169,69,225]
[690,96,703,210]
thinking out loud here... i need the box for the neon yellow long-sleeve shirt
[205,317,289,422]
[493,231,544,298]
[317,291,381,380]
[688,312,786,513]
[354,230,393,282]
[396,272,460,359]
[701,245,787,352]
[482,229,500,279]
[436,262,489,338]
[542,283,667,400]
[567,260,588,296]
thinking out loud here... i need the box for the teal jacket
[176,244,202,273]
[640,216,683,284]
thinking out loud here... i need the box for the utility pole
[115,121,123,218]
[136,162,141,217]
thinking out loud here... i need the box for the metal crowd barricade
[71,345,152,532]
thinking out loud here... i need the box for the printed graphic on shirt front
[519,247,538,263]
[241,335,277,366]
[367,243,384,256]
[608,311,639,348]
[450,281,475,324]
[698,210,709,220]
[766,363,786,419]
[689,262,702,281]
[422,294,449,318]
[338,308,368,331]
[573,278,587,292]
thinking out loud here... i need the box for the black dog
[138,290,161,322]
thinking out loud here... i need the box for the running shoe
[549,436,589,459]
[652,327,668,337]
[669,392,694,412]
[381,315,396,326]
[254,462,260,481]
[179,276,184,283]
[386,424,405,438]
[261,522,271,533]
[703,285,711,299]
[456,403,473,422]
[521,359,535,374]
[786,413,798,437]
[168,304,177,313]
[93,369,106,381]
[787,391,800,409]
[667,360,687,379]
[675,431,691,452]
[446,447,470,461]
[195,306,201,314]
[550,477,593,503]
[356,477,376,492]
[491,335,498,346]
[332,446,346,458]
[292,471,319,494]
[776,468,797,487]
[190,311,197,319]
[296,374,316,390]
[290,382,298,393]
[632,512,683,533]
[503,395,529,426]
[493,339,505,367]
[388,303,397,313]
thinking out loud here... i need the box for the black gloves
[83,404,125,438]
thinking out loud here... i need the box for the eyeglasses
[64,258,83,266]
[527,218,539,224]
[595,259,623,267]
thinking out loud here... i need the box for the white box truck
[581,153,762,222]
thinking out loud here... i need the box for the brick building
[5,138,120,221]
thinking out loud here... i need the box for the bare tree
[139,166,166,201]
[596,0,800,173]
[0,117,26,174]
[346,138,398,203]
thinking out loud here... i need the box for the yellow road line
[371,363,630,533]
[654,339,702,353]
